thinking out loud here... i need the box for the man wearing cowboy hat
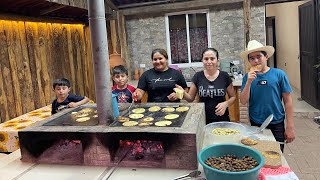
[239,40,295,152]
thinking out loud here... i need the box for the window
[165,10,211,67]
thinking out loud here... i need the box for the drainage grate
[314,117,320,126]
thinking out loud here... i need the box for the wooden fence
[0,19,96,122]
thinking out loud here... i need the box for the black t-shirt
[51,94,85,114]
[192,70,232,123]
[137,68,188,102]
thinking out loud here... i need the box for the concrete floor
[284,87,320,180]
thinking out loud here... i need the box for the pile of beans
[205,155,259,172]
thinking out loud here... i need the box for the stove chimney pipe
[87,0,113,124]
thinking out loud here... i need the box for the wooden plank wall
[0,19,95,122]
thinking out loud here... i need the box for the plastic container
[112,93,119,118]
[198,144,264,180]
[203,122,246,146]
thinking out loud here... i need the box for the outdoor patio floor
[284,87,320,180]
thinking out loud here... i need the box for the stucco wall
[266,1,309,91]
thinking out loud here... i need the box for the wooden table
[0,106,51,152]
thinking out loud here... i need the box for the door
[316,0,320,109]
[266,17,277,68]
[299,1,319,109]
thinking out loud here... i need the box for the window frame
[165,9,211,68]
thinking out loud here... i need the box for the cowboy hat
[240,40,275,61]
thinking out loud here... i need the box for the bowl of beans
[203,122,246,146]
[198,144,264,180]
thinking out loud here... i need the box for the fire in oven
[115,140,165,162]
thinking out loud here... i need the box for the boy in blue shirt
[240,40,295,152]
[51,78,89,114]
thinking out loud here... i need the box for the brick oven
[19,103,205,170]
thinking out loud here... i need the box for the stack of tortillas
[250,140,282,168]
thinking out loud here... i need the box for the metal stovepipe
[87,0,113,124]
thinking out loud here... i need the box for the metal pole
[87,0,113,124]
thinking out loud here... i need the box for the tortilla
[148,106,161,112]
[176,106,189,112]
[261,151,281,159]
[161,107,175,113]
[79,108,95,113]
[174,88,184,99]
[131,108,145,114]
[75,113,90,118]
[141,117,154,122]
[250,64,262,72]
[241,138,258,146]
[164,114,179,120]
[138,122,153,126]
[129,113,144,119]
[76,117,91,122]
[155,121,172,127]
[122,121,138,127]
[117,116,130,122]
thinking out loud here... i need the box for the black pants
[250,120,285,152]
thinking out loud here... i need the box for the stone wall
[210,3,244,62]
[125,0,266,122]
[125,0,265,76]
[126,16,166,73]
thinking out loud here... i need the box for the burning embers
[117,140,164,161]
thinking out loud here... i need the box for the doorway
[265,17,277,68]
[299,0,320,109]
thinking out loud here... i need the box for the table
[0,106,51,152]
[0,128,289,180]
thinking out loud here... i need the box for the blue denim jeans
[250,120,285,152]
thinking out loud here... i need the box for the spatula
[172,170,201,180]
[248,114,274,135]
[120,95,136,117]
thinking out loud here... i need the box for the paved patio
[284,115,320,180]
[285,87,320,180]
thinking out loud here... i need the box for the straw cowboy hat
[240,40,275,61]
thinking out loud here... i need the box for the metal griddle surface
[109,105,189,127]
[43,107,98,126]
